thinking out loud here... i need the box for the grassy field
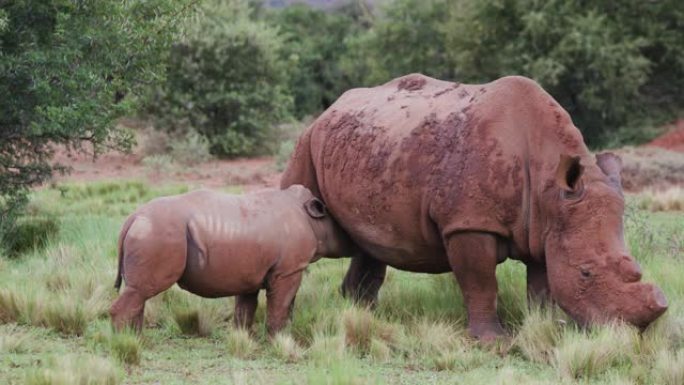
[0,180,682,384]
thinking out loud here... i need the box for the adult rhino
[281,73,668,340]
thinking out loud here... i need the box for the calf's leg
[265,271,304,336]
[446,232,505,341]
[110,287,147,332]
[110,247,186,332]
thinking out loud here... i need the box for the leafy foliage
[444,0,684,143]
[348,0,683,144]
[147,0,293,157]
[0,0,191,249]
[341,0,452,85]
[267,3,368,117]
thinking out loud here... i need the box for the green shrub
[147,0,293,157]
[275,140,296,172]
[41,299,91,336]
[338,0,683,147]
[1,216,59,258]
[169,130,213,166]
[0,0,192,245]
[268,4,366,118]
[142,155,174,175]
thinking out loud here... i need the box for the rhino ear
[304,198,327,219]
[555,154,584,193]
[596,152,623,189]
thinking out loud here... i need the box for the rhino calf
[110,185,351,335]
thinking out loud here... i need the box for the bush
[0,0,192,250]
[141,155,174,175]
[268,4,368,117]
[337,0,684,147]
[169,130,213,166]
[1,216,59,258]
[147,0,293,157]
[449,0,684,145]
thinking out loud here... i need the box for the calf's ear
[304,198,327,219]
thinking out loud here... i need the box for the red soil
[647,119,684,153]
[50,146,282,192]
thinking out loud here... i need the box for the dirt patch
[646,119,684,153]
[50,145,281,192]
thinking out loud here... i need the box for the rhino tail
[280,124,322,197]
[114,214,137,291]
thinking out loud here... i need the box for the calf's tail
[114,215,137,291]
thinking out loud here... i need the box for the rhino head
[542,152,667,329]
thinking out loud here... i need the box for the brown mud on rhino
[281,73,668,340]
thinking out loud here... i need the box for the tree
[0,0,192,246]
[147,0,293,157]
[341,0,452,86]
[444,0,684,144]
[268,4,364,117]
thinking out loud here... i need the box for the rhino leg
[234,292,259,330]
[110,287,147,332]
[340,254,387,307]
[446,232,505,340]
[526,262,551,306]
[110,238,186,332]
[265,270,304,336]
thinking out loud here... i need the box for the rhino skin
[110,185,351,336]
[281,73,668,340]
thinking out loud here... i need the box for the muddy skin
[281,73,668,340]
[109,185,353,336]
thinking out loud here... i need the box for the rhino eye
[580,269,591,278]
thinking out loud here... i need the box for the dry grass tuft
[171,305,216,337]
[553,324,639,380]
[40,299,91,336]
[272,333,304,363]
[652,349,684,385]
[225,328,258,359]
[0,326,33,353]
[635,186,684,212]
[617,146,684,192]
[307,332,348,364]
[24,354,121,385]
[368,338,391,362]
[0,288,23,323]
[108,330,142,365]
[341,307,399,356]
[514,307,562,364]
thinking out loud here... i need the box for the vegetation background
[0,0,682,384]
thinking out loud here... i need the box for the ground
[1,128,683,385]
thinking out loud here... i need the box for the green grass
[0,180,682,384]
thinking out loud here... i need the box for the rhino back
[178,189,316,297]
[308,74,588,271]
